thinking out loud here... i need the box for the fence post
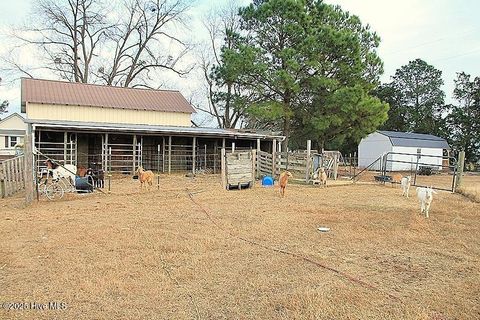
[305,140,311,183]
[2,162,8,197]
[251,149,256,185]
[455,151,465,190]
[272,139,277,176]
[192,136,196,174]
[0,177,5,198]
[256,139,261,178]
[24,134,34,204]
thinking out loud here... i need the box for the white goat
[416,186,437,218]
[401,176,411,198]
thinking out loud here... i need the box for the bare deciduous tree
[98,0,193,87]
[6,0,193,87]
[194,2,251,128]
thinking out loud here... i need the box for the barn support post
[157,144,160,190]
[232,142,235,153]
[251,149,257,186]
[272,139,277,176]
[101,135,105,170]
[74,134,77,165]
[132,134,137,174]
[108,146,112,193]
[222,138,226,149]
[168,136,172,174]
[213,140,218,174]
[24,132,34,205]
[162,137,166,173]
[455,151,465,190]
[256,139,261,178]
[204,144,207,170]
[63,131,67,165]
[192,136,196,174]
[221,147,226,189]
[305,140,311,183]
[104,133,109,172]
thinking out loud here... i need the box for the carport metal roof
[26,119,285,140]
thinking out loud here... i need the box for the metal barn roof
[27,119,285,140]
[21,78,195,114]
[377,130,450,149]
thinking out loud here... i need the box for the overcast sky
[1,0,479,120]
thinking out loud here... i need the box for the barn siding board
[27,103,192,127]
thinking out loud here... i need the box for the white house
[358,131,450,171]
[0,113,27,159]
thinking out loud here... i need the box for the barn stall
[30,120,282,176]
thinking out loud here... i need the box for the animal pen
[30,123,282,178]
[255,140,350,183]
[352,151,460,192]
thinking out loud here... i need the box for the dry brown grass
[457,176,480,203]
[1,174,479,319]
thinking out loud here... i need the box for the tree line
[0,0,478,163]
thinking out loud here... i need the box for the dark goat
[86,168,105,188]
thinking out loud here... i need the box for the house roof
[377,130,450,149]
[26,119,285,141]
[0,112,25,123]
[21,78,195,114]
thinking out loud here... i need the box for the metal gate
[380,151,458,192]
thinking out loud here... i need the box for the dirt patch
[1,174,479,319]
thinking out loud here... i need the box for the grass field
[1,174,479,319]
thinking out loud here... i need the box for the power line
[381,27,479,56]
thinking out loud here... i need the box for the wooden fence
[0,155,26,198]
[257,150,309,178]
[256,147,349,182]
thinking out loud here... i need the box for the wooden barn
[21,78,283,174]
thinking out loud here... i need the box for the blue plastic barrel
[261,176,274,187]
